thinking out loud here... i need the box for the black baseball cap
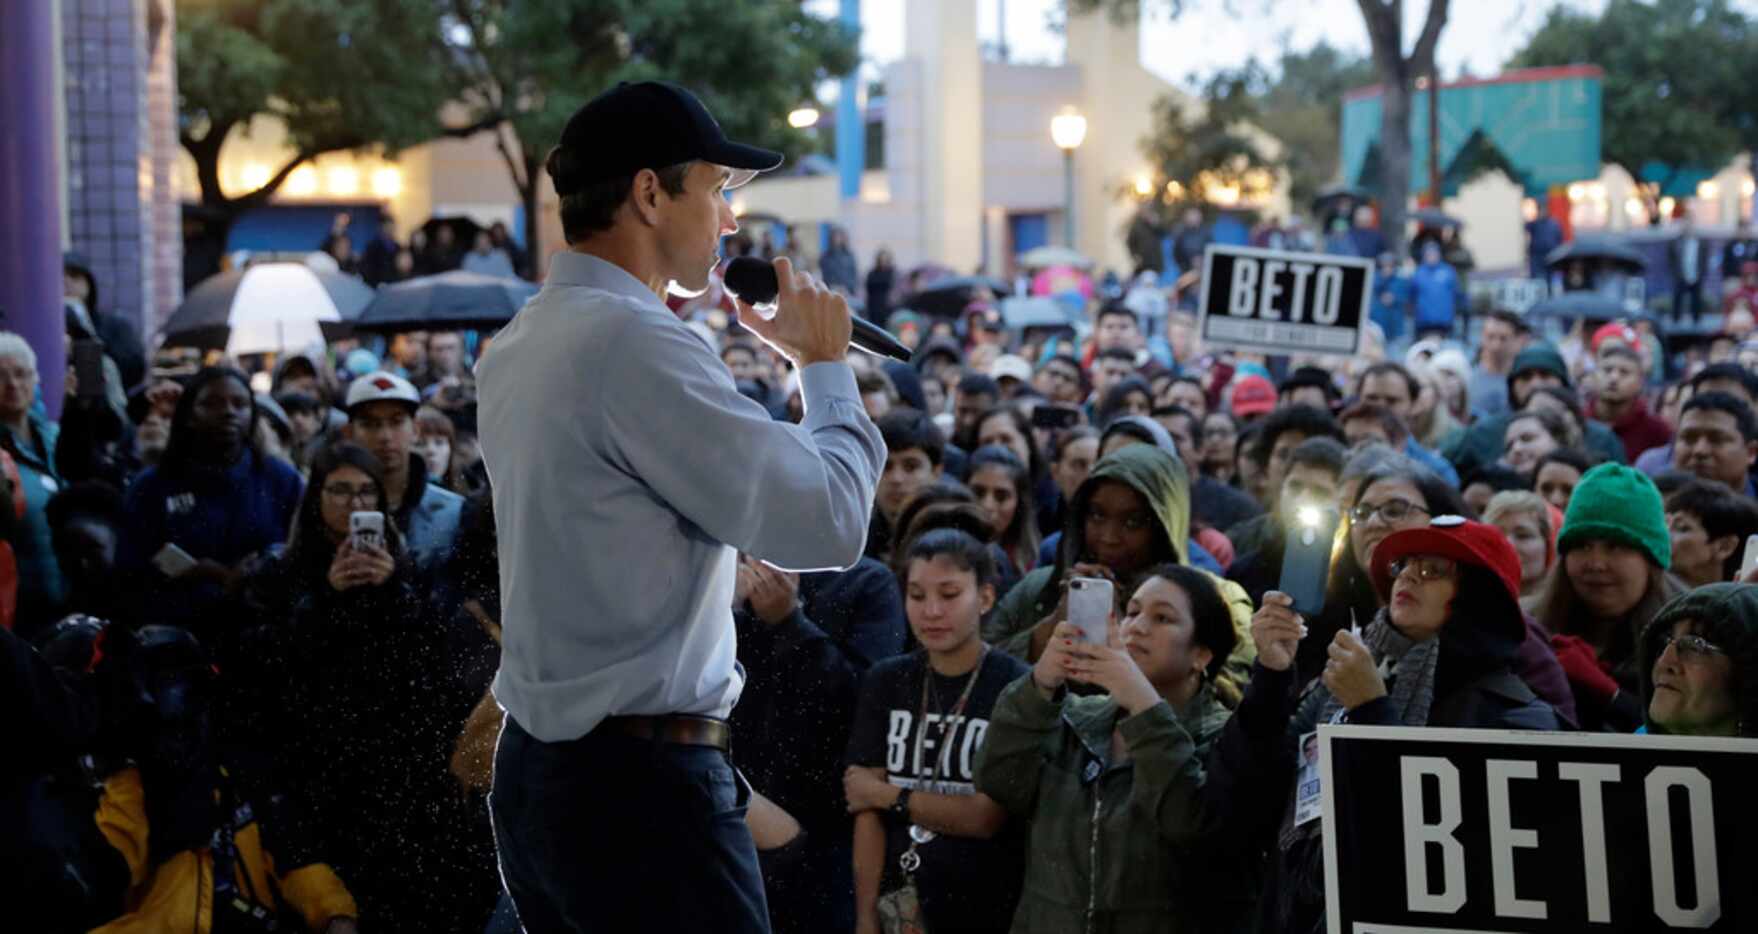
[547,82,783,196]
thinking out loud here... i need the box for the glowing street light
[1050,107,1087,247]
[788,107,820,129]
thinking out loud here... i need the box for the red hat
[1368,515,1523,609]
[1231,374,1276,417]
[1589,321,1638,354]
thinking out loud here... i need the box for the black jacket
[731,557,906,934]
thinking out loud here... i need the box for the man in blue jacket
[1412,241,1462,339]
[345,372,463,575]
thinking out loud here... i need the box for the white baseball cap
[989,354,1033,384]
[345,371,421,414]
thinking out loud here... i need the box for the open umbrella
[999,296,1077,331]
[1017,246,1093,270]
[904,275,1013,319]
[1544,236,1647,273]
[1311,184,1372,218]
[1410,208,1463,230]
[353,270,540,334]
[162,263,373,355]
[1524,292,1662,329]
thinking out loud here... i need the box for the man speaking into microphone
[476,82,883,932]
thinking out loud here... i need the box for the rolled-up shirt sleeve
[600,317,884,571]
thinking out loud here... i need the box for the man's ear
[628,168,665,227]
[1745,439,1757,469]
[1710,533,1742,567]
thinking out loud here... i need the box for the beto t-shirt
[845,648,1030,934]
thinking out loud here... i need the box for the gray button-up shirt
[477,252,884,743]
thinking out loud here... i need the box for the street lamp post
[1050,107,1087,249]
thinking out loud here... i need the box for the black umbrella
[353,270,540,334]
[1411,208,1463,230]
[903,275,1013,319]
[162,263,373,354]
[1311,184,1372,217]
[1544,236,1647,273]
[1524,292,1662,329]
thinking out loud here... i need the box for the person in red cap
[1229,374,1276,422]
[1587,342,1672,461]
[1203,515,1559,933]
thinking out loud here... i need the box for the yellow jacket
[92,767,358,934]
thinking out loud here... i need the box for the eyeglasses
[1660,632,1726,663]
[1350,499,1430,525]
[322,484,379,505]
[1389,555,1457,583]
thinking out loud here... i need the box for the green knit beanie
[1557,462,1671,569]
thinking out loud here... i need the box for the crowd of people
[10,216,1758,934]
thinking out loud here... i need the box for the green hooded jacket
[1638,582,1758,737]
[974,675,1257,934]
[982,445,1256,697]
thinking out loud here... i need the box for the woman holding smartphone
[844,528,1031,934]
[228,442,499,930]
[975,564,1253,933]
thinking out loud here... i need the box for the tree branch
[438,111,505,139]
[234,151,316,212]
[1411,0,1452,74]
[492,122,529,196]
[1355,0,1403,73]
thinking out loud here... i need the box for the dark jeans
[1674,281,1704,322]
[490,716,771,933]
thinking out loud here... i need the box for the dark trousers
[1674,280,1704,322]
[490,716,771,933]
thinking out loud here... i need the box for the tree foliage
[439,0,860,258]
[176,0,448,213]
[1134,69,1281,224]
[1073,0,1451,258]
[1508,0,1758,193]
[1226,44,1377,211]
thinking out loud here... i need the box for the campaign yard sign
[1196,244,1373,356]
[1321,726,1758,933]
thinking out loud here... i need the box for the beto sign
[1321,726,1758,933]
[1196,244,1372,356]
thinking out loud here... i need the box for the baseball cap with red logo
[1589,321,1638,354]
[345,371,421,415]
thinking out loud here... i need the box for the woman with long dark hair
[967,445,1042,582]
[232,442,498,931]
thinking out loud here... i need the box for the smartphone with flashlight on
[1067,576,1115,645]
[1278,503,1340,617]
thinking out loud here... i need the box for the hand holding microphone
[725,256,913,362]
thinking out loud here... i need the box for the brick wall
[62,0,182,342]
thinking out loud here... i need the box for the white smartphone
[350,511,386,553]
[151,542,198,578]
[1067,576,1115,645]
[1742,534,1758,579]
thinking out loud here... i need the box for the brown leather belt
[597,714,730,750]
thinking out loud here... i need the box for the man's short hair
[1249,404,1344,467]
[1690,362,1758,402]
[956,372,1001,399]
[1287,436,1347,476]
[1682,390,1758,441]
[856,369,899,402]
[1095,302,1140,328]
[1534,446,1596,479]
[1666,478,1758,579]
[1596,343,1644,368]
[1338,401,1410,445]
[720,340,759,362]
[556,160,694,243]
[876,408,946,466]
[1462,464,1528,496]
[1279,366,1340,404]
[1358,361,1420,401]
[1483,309,1529,334]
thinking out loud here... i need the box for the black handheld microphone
[722,256,913,362]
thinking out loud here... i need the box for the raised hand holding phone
[1066,576,1115,645]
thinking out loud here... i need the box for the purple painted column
[0,2,66,417]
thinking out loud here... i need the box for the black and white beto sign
[1197,244,1373,356]
[1321,726,1758,933]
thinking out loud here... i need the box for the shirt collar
[547,251,664,310]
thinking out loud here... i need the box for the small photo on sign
[1196,244,1374,358]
